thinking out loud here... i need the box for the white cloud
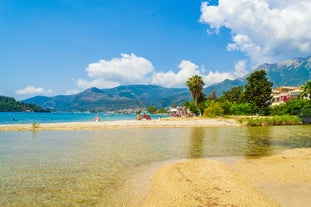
[16,86,53,95]
[151,60,249,87]
[65,89,81,95]
[76,78,120,89]
[151,60,201,87]
[200,0,311,64]
[77,54,249,89]
[233,60,248,77]
[203,70,234,86]
[78,53,154,89]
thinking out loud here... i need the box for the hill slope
[24,85,190,112]
[23,56,311,112]
[0,95,50,112]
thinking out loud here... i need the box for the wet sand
[141,148,311,207]
[0,117,241,131]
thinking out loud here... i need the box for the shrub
[219,100,232,115]
[230,103,251,115]
[203,101,224,118]
[245,115,302,126]
[32,122,40,131]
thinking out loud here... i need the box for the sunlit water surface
[0,126,310,206]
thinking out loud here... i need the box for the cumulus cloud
[77,53,154,89]
[65,89,81,95]
[200,0,311,64]
[77,53,248,89]
[233,60,248,77]
[203,70,234,85]
[16,86,53,95]
[151,60,201,87]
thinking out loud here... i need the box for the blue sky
[1,0,311,100]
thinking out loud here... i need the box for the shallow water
[0,112,166,124]
[0,126,310,206]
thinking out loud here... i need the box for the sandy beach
[141,148,311,207]
[0,117,241,131]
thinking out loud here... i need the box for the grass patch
[32,122,40,131]
[244,115,302,126]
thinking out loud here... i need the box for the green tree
[301,80,311,99]
[283,99,311,116]
[230,103,251,115]
[244,70,273,115]
[219,99,232,115]
[136,110,142,115]
[270,99,311,116]
[183,101,200,116]
[0,95,50,112]
[203,101,223,118]
[147,106,157,114]
[157,108,168,114]
[186,75,205,107]
[223,86,244,103]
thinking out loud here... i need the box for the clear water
[0,126,310,206]
[0,112,166,124]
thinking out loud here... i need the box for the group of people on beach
[94,113,152,122]
[136,112,151,120]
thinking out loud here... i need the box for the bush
[185,101,200,116]
[270,104,287,115]
[245,115,302,126]
[270,99,311,116]
[203,101,224,118]
[32,122,40,131]
[219,100,232,115]
[230,103,251,115]
[301,108,311,116]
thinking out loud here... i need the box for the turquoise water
[0,112,166,124]
[0,126,310,206]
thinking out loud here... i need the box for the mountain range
[24,56,311,112]
[24,85,190,112]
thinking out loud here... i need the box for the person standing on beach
[94,115,100,122]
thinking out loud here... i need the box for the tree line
[185,70,311,117]
[0,96,51,112]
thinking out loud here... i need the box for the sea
[0,112,167,124]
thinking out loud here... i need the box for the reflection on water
[0,126,310,206]
[245,127,274,157]
[189,128,205,158]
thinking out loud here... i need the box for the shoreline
[140,148,311,207]
[0,117,241,131]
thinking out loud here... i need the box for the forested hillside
[0,96,50,112]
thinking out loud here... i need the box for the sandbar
[0,117,241,131]
[141,148,311,207]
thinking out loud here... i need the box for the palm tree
[186,75,205,106]
[301,80,311,100]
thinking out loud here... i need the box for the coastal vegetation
[240,115,302,126]
[186,75,205,107]
[185,70,311,125]
[301,80,311,98]
[32,122,40,131]
[0,95,51,112]
[244,70,273,115]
